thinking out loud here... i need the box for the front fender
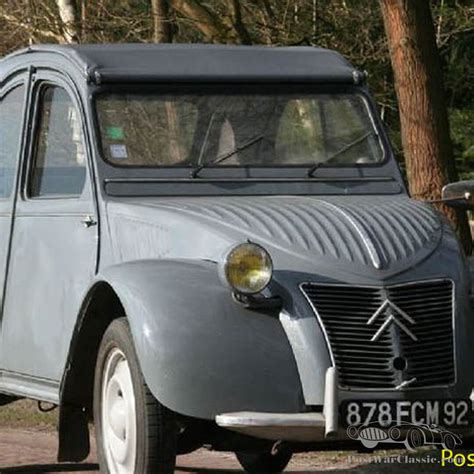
[99,259,304,420]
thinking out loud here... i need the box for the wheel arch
[58,280,125,462]
[58,258,304,460]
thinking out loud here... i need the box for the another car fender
[98,259,305,420]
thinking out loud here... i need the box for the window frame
[93,83,387,172]
[26,81,89,201]
[273,94,382,166]
[0,81,27,201]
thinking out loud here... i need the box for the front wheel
[94,318,177,473]
[236,449,292,473]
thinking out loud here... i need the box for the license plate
[340,399,473,428]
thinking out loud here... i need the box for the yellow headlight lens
[224,243,273,294]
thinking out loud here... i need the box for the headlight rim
[223,242,273,295]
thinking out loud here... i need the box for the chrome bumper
[215,411,326,442]
[216,367,338,442]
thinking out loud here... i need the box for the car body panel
[100,195,474,418]
[0,69,99,383]
[98,260,305,419]
[1,198,97,380]
[105,195,443,276]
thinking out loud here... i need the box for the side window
[0,85,25,198]
[29,85,86,198]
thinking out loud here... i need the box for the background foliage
[0,0,472,178]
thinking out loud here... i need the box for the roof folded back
[4,43,360,84]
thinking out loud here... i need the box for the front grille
[301,280,455,390]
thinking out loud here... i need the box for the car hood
[107,195,445,279]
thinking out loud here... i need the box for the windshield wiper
[191,134,264,178]
[307,131,375,177]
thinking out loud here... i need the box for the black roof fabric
[4,44,359,83]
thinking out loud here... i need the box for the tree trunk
[170,0,226,43]
[379,0,472,254]
[56,0,79,43]
[150,1,177,162]
[170,0,251,44]
[151,0,173,43]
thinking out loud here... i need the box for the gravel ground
[0,401,473,473]
[1,428,474,473]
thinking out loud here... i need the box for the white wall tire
[94,318,177,473]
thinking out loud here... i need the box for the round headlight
[224,243,273,295]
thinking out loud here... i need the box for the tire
[236,449,292,473]
[406,428,424,450]
[94,318,177,474]
[443,434,457,450]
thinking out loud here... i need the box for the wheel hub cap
[101,348,137,473]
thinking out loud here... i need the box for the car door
[1,73,98,394]
[0,79,27,363]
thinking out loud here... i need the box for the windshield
[96,89,383,169]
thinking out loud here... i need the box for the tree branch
[229,0,252,44]
[0,10,64,43]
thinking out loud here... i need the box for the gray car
[0,44,472,473]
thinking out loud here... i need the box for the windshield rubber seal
[91,83,389,176]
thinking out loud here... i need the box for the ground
[0,401,473,473]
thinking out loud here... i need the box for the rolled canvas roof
[3,43,360,84]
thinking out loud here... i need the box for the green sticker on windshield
[106,126,125,140]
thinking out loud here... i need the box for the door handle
[81,215,97,228]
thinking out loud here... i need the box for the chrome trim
[395,377,417,390]
[299,278,457,392]
[367,299,418,342]
[318,201,382,269]
[215,411,326,442]
[324,366,338,436]
[216,411,325,428]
